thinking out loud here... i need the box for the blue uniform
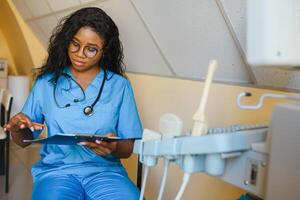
[21,68,143,200]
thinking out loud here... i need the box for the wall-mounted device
[247,0,300,67]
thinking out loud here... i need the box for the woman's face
[68,26,105,73]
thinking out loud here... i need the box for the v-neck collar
[63,67,105,90]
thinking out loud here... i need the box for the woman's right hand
[4,113,42,133]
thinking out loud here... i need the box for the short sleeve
[117,80,143,139]
[21,79,44,138]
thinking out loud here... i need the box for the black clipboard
[23,134,139,145]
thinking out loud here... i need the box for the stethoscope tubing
[53,70,107,116]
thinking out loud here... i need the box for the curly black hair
[36,7,125,80]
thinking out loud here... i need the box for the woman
[4,7,142,200]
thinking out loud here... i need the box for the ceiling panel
[56,9,76,22]
[91,0,173,76]
[220,0,246,53]
[24,0,52,17]
[34,15,58,42]
[47,0,80,12]
[131,0,251,83]
[12,0,300,90]
[12,0,32,20]
[79,0,98,3]
[27,21,48,48]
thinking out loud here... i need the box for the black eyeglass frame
[68,40,103,58]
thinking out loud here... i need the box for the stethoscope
[53,70,107,116]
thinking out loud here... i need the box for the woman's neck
[69,66,101,89]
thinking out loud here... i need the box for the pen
[20,119,44,127]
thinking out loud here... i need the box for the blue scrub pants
[32,170,140,200]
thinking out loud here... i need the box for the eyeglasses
[69,40,102,58]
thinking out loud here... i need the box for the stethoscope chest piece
[83,106,93,116]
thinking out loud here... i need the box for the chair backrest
[0,89,13,126]
[0,88,5,126]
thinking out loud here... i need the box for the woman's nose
[75,47,86,58]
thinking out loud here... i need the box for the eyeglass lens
[69,40,99,58]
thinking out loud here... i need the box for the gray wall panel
[130,0,251,83]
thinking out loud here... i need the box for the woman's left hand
[79,132,117,156]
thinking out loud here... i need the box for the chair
[136,157,143,190]
[0,88,13,193]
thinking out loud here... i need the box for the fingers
[4,113,41,133]
[19,117,34,131]
[105,132,116,137]
[33,124,43,131]
[79,140,117,156]
[79,141,98,148]
[4,114,24,132]
[93,147,110,155]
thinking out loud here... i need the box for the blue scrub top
[21,67,143,178]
